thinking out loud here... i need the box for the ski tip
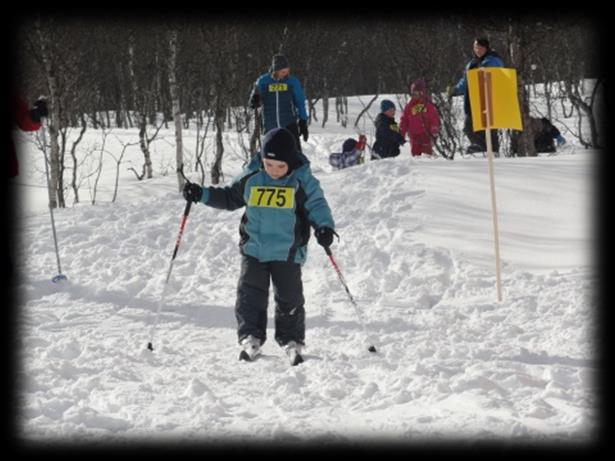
[368,345,377,353]
[239,350,252,362]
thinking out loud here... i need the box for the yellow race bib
[248,187,294,209]
[268,83,288,92]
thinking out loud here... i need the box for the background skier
[510,116,567,154]
[249,54,309,152]
[399,79,440,157]
[372,99,406,160]
[449,37,504,154]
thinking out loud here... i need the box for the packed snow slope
[13,113,597,444]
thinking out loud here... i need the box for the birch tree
[167,26,184,191]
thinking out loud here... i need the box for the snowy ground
[11,96,598,445]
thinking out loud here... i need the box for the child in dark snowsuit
[329,136,366,170]
[399,79,440,156]
[510,117,567,154]
[372,99,406,160]
[182,128,335,365]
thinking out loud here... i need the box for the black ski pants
[235,255,305,347]
[463,113,499,152]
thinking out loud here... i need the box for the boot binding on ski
[239,335,261,361]
[284,341,304,366]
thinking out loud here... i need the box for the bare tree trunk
[167,28,184,192]
[91,129,108,205]
[211,106,225,185]
[336,96,348,128]
[249,108,261,154]
[36,20,62,209]
[70,113,88,204]
[565,78,602,148]
[128,31,153,179]
[508,24,536,157]
[321,79,329,128]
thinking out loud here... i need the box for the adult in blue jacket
[183,128,334,364]
[249,54,309,152]
[450,37,504,154]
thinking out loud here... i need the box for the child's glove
[299,119,309,142]
[249,92,260,109]
[556,134,566,146]
[30,98,48,123]
[315,227,334,249]
[183,182,203,203]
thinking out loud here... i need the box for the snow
[12,95,598,445]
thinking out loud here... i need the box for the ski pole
[40,119,67,284]
[324,247,377,353]
[147,166,193,351]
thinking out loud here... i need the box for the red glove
[356,134,366,151]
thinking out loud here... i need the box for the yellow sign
[248,186,294,209]
[268,83,288,92]
[467,68,523,131]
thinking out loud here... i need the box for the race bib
[268,83,288,92]
[412,103,426,115]
[248,186,294,209]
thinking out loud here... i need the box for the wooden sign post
[479,69,502,302]
[467,67,522,303]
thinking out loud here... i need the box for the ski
[239,350,257,362]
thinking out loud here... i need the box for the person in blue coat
[450,37,504,154]
[182,128,335,363]
[249,54,309,152]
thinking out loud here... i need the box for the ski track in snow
[15,131,597,444]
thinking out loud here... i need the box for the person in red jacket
[10,95,47,177]
[6,95,47,281]
[399,79,440,157]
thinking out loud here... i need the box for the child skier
[328,135,366,170]
[399,79,440,157]
[372,99,406,160]
[182,127,335,366]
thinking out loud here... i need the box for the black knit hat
[342,138,357,153]
[475,37,490,48]
[271,54,290,72]
[261,128,298,168]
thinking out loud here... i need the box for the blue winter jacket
[453,50,504,114]
[250,73,308,133]
[199,153,334,265]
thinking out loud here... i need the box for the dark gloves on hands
[183,182,203,203]
[298,119,309,142]
[315,226,334,249]
[29,98,48,123]
[249,92,260,109]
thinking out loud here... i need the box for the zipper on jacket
[275,81,281,128]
